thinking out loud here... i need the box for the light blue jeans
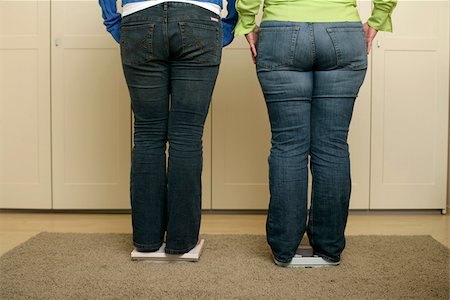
[256,21,368,263]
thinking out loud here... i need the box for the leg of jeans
[257,69,313,263]
[164,6,222,254]
[121,11,169,250]
[306,22,368,262]
[308,94,354,262]
[164,65,219,254]
[129,71,169,250]
[255,22,313,263]
[308,70,366,262]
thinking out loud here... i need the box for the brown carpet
[0,233,449,299]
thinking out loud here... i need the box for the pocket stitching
[257,27,300,70]
[326,27,367,70]
[120,24,155,65]
[179,22,221,64]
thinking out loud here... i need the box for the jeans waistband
[260,21,363,29]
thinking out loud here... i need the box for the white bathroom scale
[274,245,340,268]
[131,239,204,262]
[289,245,340,268]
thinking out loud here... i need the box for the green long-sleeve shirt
[235,0,397,35]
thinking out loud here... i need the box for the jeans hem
[272,253,293,264]
[165,241,198,254]
[133,241,163,252]
[315,252,340,263]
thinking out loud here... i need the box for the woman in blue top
[99,0,237,254]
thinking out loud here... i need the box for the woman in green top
[235,0,397,266]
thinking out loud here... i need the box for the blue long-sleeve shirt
[99,0,238,46]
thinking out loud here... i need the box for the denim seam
[129,161,133,207]
[309,23,316,66]
[289,27,300,67]
[327,30,342,68]
[313,93,361,98]
[309,182,314,244]
[122,12,220,25]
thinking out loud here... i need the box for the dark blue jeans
[120,3,222,254]
[256,21,368,263]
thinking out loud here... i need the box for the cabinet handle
[376,40,381,48]
[55,38,61,47]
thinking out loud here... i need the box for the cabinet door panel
[370,1,449,209]
[211,3,269,209]
[212,49,271,209]
[0,0,51,209]
[51,0,131,209]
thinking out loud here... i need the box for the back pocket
[326,27,367,70]
[179,21,221,65]
[120,23,154,65]
[256,26,300,70]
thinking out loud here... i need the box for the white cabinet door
[211,47,271,209]
[51,0,131,209]
[211,10,271,210]
[0,0,51,209]
[370,0,449,209]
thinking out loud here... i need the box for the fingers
[245,26,260,64]
[245,34,257,64]
[363,23,370,54]
[250,43,257,57]
[363,22,378,55]
[250,43,257,64]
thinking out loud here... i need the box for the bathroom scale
[131,239,204,263]
[289,245,340,267]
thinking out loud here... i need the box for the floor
[0,212,449,256]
